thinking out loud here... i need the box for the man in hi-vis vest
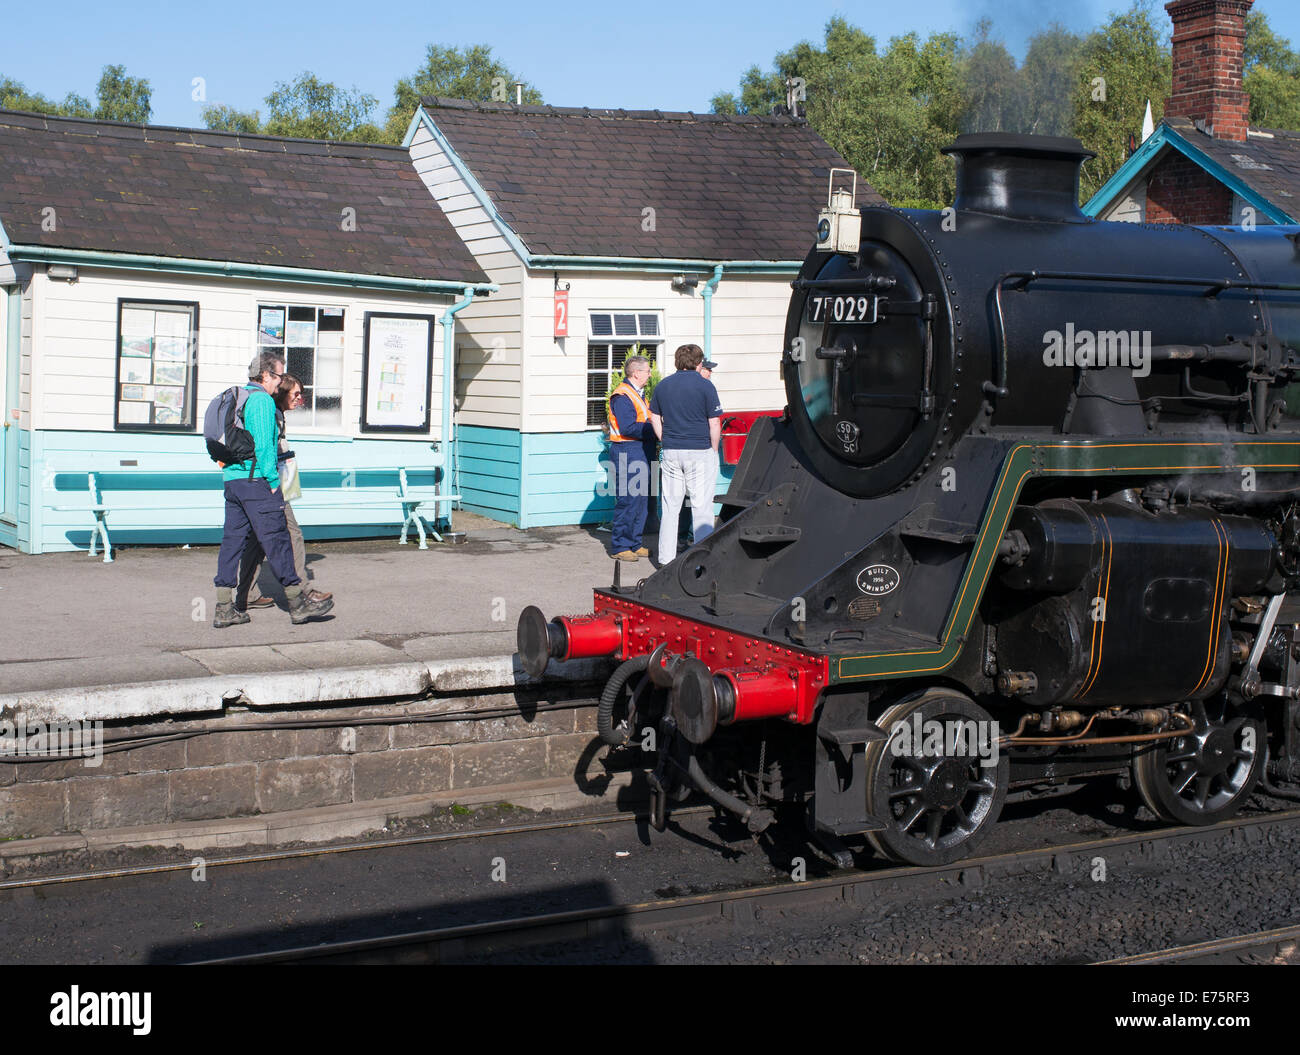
[607,354,656,560]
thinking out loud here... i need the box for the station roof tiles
[419,97,883,261]
[0,109,489,284]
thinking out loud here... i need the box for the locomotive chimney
[1165,0,1253,142]
[941,133,1095,223]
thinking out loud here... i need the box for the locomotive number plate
[806,294,878,325]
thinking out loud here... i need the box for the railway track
[1098,925,1300,965]
[195,806,1300,965]
[0,805,712,893]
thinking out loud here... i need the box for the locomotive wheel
[1132,698,1265,826]
[863,689,1009,866]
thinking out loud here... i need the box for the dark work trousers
[236,502,309,608]
[213,478,300,591]
[610,442,651,554]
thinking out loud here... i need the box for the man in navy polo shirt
[650,343,723,565]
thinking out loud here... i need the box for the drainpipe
[441,287,476,531]
[701,264,724,359]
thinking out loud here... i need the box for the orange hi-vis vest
[607,380,650,442]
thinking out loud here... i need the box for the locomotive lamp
[816,167,860,253]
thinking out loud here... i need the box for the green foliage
[94,64,151,123]
[263,72,382,141]
[1244,10,1300,129]
[383,44,543,142]
[709,5,1177,209]
[961,19,1021,133]
[0,68,135,120]
[201,104,263,135]
[603,346,661,429]
[1016,24,1086,136]
[1070,3,1171,201]
[711,18,964,209]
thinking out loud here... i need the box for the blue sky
[7,0,1300,128]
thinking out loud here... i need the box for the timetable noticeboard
[360,313,437,433]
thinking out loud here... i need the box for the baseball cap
[702,359,718,370]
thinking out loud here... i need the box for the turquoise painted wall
[456,425,521,523]
[29,430,451,555]
[454,425,737,530]
[521,430,610,528]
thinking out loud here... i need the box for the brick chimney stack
[1165,0,1253,141]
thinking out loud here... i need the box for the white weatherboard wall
[521,269,789,435]
[514,269,792,527]
[408,120,523,432]
[22,267,459,554]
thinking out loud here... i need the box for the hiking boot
[634,547,650,557]
[290,591,334,624]
[613,550,640,561]
[213,602,250,629]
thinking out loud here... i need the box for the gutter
[4,244,498,296]
[701,264,724,358]
[441,287,477,529]
[527,256,797,275]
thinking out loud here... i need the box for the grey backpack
[204,386,256,471]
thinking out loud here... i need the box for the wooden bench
[48,460,459,562]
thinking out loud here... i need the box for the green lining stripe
[830,439,1300,683]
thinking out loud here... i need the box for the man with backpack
[208,352,333,628]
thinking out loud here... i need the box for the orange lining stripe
[1189,519,1229,697]
[833,440,1300,680]
[1078,513,1114,699]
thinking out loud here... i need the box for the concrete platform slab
[0,654,213,693]
[270,640,406,667]
[182,645,303,675]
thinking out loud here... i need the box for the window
[586,311,662,427]
[258,304,345,429]
[115,300,199,430]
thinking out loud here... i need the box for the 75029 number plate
[806,294,878,325]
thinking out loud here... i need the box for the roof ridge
[418,96,807,126]
[0,106,407,158]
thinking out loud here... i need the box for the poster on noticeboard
[360,313,436,433]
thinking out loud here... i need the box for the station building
[405,98,877,527]
[0,101,873,553]
[0,109,492,555]
[1086,0,1300,226]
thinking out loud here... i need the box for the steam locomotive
[519,133,1300,866]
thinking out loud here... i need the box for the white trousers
[658,448,718,564]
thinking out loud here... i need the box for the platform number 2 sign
[554,290,569,338]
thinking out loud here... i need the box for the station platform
[0,512,625,718]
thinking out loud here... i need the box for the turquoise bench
[48,460,459,562]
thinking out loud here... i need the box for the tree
[0,74,96,118]
[1019,24,1087,136]
[1243,9,1300,129]
[1069,3,1171,201]
[201,104,262,135]
[384,44,543,141]
[94,64,151,123]
[710,18,963,208]
[960,20,1021,133]
[263,73,383,141]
